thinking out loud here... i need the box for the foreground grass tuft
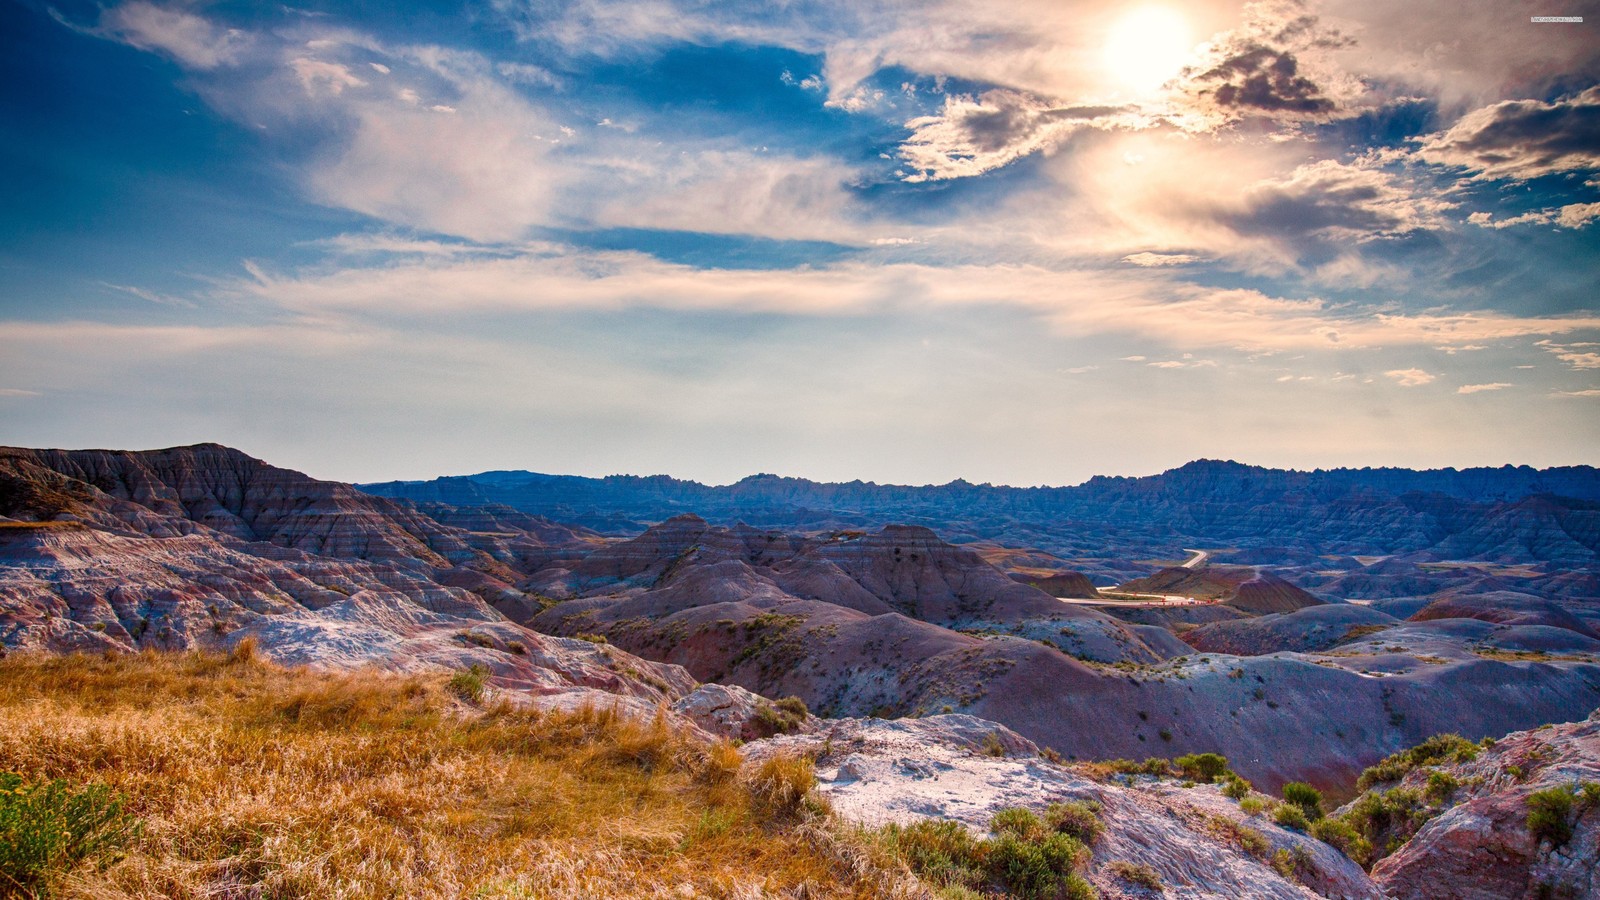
[0,772,141,898]
[0,650,921,899]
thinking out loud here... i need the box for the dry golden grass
[0,647,927,900]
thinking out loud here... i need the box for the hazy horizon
[3,0,1597,487]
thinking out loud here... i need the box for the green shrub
[992,807,1051,843]
[1527,787,1575,847]
[988,832,1091,899]
[1107,859,1162,889]
[1240,796,1266,816]
[749,697,808,738]
[1334,785,1432,870]
[1222,774,1252,800]
[1310,816,1373,867]
[884,809,1096,900]
[1175,752,1230,784]
[446,663,490,703]
[1044,801,1103,845]
[1282,782,1324,820]
[0,772,142,898]
[880,819,986,889]
[1424,771,1459,804]
[1273,803,1310,830]
[1270,846,1311,881]
[1356,734,1479,790]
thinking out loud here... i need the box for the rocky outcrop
[1358,712,1600,900]
[744,715,1383,899]
[0,445,695,715]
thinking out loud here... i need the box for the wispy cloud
[1385,368,1436,387]
[1457,382,1510,394]
[1537,340,1600,370]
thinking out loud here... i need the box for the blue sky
[1,0,1597,486]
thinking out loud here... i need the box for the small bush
[573,632,608,644]
[1273,803,1310,830]
[881,819,986,889]
[446,663,490,704]
[749,699,807,738]
[1282,782,1324,821]
[885,809,1096,900]
[987,832,1091,900]
[1240,796,1266,816]
[1357,733,1479,790]
[1527,787,1575,847]
[1424,771,1459,804]
[1270,846,1311,881]
[1107,859,1162,889]
[1045,800,1103,845]
[747,754,818,819]
[1175,752,1230,784]
[0,772,142,898]
[1310,816,1373,866]
[992,807,1051,843]
[1222,775,1252,800]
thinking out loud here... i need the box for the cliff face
[0,444,691,711]
[1345,712,1600,900]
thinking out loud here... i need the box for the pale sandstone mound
[1184,605,1400,656]
[1359,712,1600,900]
[744,715,1383,900]
[1410,591,1600,639]
[1119,565,1326,615]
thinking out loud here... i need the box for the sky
[1,0,1598,487]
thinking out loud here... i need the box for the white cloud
[100,2,253,69]
[211,246,1600,356]
[1415,87,1600,181]
[0,388,41,397]
[1536,341,1600,370]
[1123,252,1204,267]
[1384,368,1436,386]
[1468,202,1600,231]
[898,90,1138,181]
[1457,382,1510,394]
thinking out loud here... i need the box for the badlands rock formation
[744,714,1383,900]
[7,443,1600,811]
[1348,711,1600,899]
[527,517,1600,797]
[0,445,694,713]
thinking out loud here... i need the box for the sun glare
[1103,6,1193,95]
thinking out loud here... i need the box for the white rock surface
[747,715,1387,900]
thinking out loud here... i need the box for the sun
[1103,6,1194,95]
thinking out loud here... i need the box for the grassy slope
[0,647,923,899]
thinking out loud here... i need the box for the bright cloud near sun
[1102,6,1195,96]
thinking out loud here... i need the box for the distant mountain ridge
[361,459,1600,566]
